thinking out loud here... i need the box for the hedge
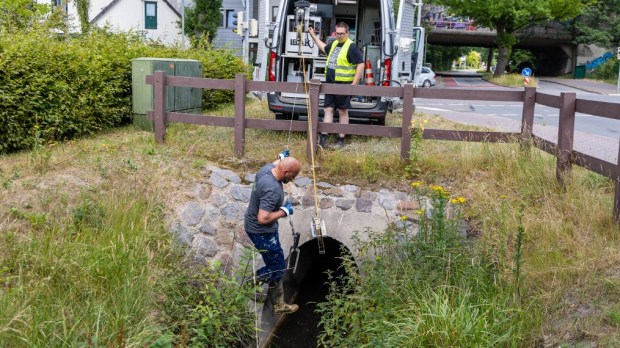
[0,28,249,153]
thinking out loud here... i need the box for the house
[90,0,183,46]
[37,0,185,46]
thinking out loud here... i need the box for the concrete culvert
[260,237,355,348]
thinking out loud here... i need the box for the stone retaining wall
[167,164,425,269]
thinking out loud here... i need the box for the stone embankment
[167,165,424,269]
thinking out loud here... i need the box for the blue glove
[280,201,294,216]
[277,149,290,161]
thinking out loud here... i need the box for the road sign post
[522,67,532,86]
[617,47,620,94]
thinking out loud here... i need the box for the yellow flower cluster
[429,184,446,194]
[410,118,429,130]
[450,196,467,204]
[410,181,423,188]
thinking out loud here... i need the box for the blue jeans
[247,231,286,284]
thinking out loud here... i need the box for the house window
[52,0,68,13]
[145,2,157,30]
[220,9,235,28]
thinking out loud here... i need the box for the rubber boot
[270,280,298,315]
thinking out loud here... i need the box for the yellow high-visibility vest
[327,39,356,82]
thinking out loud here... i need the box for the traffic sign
[522,67,532,77]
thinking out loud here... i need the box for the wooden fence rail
[146,72,620,222]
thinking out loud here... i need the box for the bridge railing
[146,72,620,222]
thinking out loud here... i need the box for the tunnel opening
[266,237,355,348]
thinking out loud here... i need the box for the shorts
[324,94,351,110]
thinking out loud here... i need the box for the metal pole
[616,63,620,95]
[416,0,422,27]
[181,0,185,48]
[244,0,250,64]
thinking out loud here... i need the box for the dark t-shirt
[244,163,284,234]
[324,40,364,83]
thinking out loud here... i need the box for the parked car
[417,67,436,88]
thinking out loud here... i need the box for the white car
[417,67,436,88]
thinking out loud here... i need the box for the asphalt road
[414,76,620,163]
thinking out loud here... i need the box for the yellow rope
[296,22,322,225]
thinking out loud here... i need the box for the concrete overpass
[425,20,577,76]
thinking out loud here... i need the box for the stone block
[182,202,205,226]
[335,199,355,210]
[355,198,373,213]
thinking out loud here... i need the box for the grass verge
[0,99,619,346]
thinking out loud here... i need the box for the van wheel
[422,80,432,88]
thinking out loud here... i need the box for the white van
[255,0,424,125]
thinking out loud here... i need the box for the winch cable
[295,20,326,255]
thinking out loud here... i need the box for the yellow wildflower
[450,196,467,204]
[400,215,408,221]
[410,181,423,188]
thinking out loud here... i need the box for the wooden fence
[146,72,620,222]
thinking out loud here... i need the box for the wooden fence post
[234,73,246,158]
[153,70,167,143]
[400,83,414,162]
[614,142,620,223]
[556,92,576,185]
[520,87,536,152]
[307,79,321,162]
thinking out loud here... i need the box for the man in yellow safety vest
[308,22,364,148]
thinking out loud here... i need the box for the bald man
[244,157,301,314]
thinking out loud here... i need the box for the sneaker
[273,302,299,314]
[318,134,327,148]
[335,137,345,148]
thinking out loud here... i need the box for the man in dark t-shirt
[308,22,364,148]
[244,157,301,314]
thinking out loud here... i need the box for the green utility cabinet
[132,58,202,130]
[574,65,586,79]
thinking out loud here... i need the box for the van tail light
[382,58,392,86]
[268,51,276,82]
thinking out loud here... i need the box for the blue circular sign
[522,68,532,77]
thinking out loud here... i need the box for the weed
[606,308,620,327]
[31,123,54,174]
[406,115,427,177]
[317,182,531,346]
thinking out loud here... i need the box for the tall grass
[316,183,533,347]
[0,190,166,346]
[1,98,619,346]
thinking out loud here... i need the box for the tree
[0,0,48,32]
[430,0,593,77]
[182,0,222,45]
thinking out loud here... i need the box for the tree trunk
[493,24,512,78]
[486,47,493,73]
[494,46,510,78]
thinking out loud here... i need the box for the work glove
[277,149,290,161]
[280,201,294,216]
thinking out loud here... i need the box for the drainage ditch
[262,237,354,348]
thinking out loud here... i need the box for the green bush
[587,59,619,81]
[0,28,248,154]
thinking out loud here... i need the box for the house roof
[91,0,181,24]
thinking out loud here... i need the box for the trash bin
[573,65,586,79]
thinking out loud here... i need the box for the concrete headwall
[166,164,422,270]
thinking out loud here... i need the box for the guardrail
[146,72,620,222]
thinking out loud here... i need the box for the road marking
[417,106,451,112]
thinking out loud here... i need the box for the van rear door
[394,0,419,86]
